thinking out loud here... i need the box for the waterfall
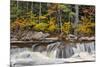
[56,44,74,58]
[11,41,95,59]
[32,44,46,52]
[45,41,95,59]
[10,41,95,66]
[46,42,61,58]
[72,42,95,54]
[46,42,74,58]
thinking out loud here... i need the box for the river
[10,41,95,67]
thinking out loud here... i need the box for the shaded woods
[10,0,95,41]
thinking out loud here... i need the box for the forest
[10,0,95,41]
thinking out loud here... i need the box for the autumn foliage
[11,1,95,36]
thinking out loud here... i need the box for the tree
[76,17,95,36]
[62,22,72,34]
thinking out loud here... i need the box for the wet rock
[89,36,95,41]
[66,34,77,41]
[32,45,46,52]
[79,36,95,41]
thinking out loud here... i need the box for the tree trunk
[57,5,62,34]
[75,5,79,26]
[16,0,19,18]
[39,2,42,23]
[31,2,33,13]
[59,9,62,33]
[74,5,79,35]
[27,2,29,13]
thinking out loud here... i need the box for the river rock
[32,32,50,40]
[66,34,77,41]
[79,36,95,41]
[89,36,95,41]
[21,31,50,41]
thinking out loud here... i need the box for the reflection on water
[10,41,95,67]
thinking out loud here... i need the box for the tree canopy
[11,0,95,37]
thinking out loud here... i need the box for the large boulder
[21,31,50,41]
[32,32,49,39]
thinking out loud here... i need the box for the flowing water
[10,41,95,67]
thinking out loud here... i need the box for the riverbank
[11,30,95,42]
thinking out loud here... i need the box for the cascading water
[72,42,95,54]
[46,42,75,58]
[45,41,95,59]
[10,41,95,66]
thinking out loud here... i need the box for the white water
[10,41,95,67]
